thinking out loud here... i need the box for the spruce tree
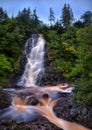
[61,4,74,28]
[49,8,55,26]
[0,7,8,21]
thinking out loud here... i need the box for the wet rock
[0,88,92,129]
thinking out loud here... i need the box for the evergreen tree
[61,4,74,28]
[31,9,38,21]
[73,20,84,28]
[16,8,32,36]
[17,8,41,34]
[49,8,55,26]
[17,8,31,25]
[0,7,8,21]
[81,11,92,24]
[54,19,61,28]
[31,9,42,33]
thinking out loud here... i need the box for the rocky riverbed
[0,87,92,130]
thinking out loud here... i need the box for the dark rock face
[54,92,92,129]
[39,54,66,86]
[0,89,11,109]
[40,70,65,86]
[0,117,62,130]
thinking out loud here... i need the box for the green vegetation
[0,5,92,106]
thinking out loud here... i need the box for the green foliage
[74,80,92,106]
[46,27,77,71]
[0,54,13,74]
[0,18,25,85]
[0,19,24,58]
[62,42,75,53]
[65,26,92,106]
[61,26,77,44]
[67,26,92,79]
[0,54,13,84]
[54,60,72,73]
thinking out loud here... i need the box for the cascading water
[17,34,46,87]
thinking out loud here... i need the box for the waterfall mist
[17,34,46,87]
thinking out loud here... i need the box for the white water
[17,34,46,87]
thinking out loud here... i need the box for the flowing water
[17,34,46,87]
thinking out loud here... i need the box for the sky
[0,0,92,23]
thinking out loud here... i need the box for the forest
[0,3,92,108]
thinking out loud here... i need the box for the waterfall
[17,34,46,87]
